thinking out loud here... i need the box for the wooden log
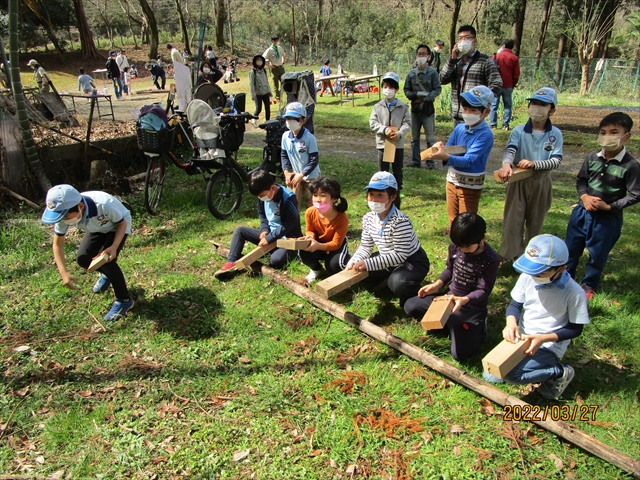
[382,126,398,163]
[314,268,369,298]
[276,239,311,250]
[493,167,535,184]
[420,295,455,330]
[210,240,640,480]
[421,145,467,160]
[0,186,40,209]
[87,251,110,273]
[482,338,532,379]
[235,243,277,269]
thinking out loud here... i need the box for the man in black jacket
[106,50,123,100]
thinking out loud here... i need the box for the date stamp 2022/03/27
[503,404,599,422]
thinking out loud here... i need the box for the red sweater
[496,49,520,88]
[304,207,349,252]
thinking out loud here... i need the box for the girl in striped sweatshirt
[346,172,430,306]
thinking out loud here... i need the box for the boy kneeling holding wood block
[483,234,590,400]
[404,212,499,361]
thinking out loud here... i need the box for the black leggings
[299,240,350,274]
[404,294,487,361]
[254,93,271,120]
[377,148,404,191]
[76,231,129,299]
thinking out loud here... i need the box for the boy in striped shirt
[346,172,430,307]
[564,112,639,299]
[495,87,563,261]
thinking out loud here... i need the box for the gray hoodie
[249,55,272,98]
[369,98,411,149]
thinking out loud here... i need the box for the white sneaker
[305,269,323,283]
[250,119,257,127]
[537,364,575,399]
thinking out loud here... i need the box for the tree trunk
[44,27,65,62]
[580,60,589,95]
[215,0,225,47]
[138,0,159,59]
[292,4,297,66]
[554,7,569,81]
[8,0,50,194]
[73,0,101,58]
[535,0,553,71]
[227,0,234,55]
[512,0,527,56]
[174,0,191,55]
[315,0,323,53]
[449,0,462,54]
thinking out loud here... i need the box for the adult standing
[106,51,123,100]
[429,40,445,73]
[404,44,442,169]
[167,44,184,65]
[440,25,502,126]
[249,54,272,124]
[490,39,520,131]
[27,59,50,93]
[263,35,286,101]
[116,50,130,95]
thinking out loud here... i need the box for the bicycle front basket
[219,116,245,152]
[136,126,176,154]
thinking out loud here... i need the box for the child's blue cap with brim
[41,184,82,224]
[364,171,398,191]
[460,85,493,109]
[513,234,569,275]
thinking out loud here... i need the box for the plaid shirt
[440,50,502,121]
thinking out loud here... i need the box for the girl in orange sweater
[299,177,350,283]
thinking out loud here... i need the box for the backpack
[137,105,168,131]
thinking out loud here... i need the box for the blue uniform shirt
[281,127,320,179]
[54,192,132,236]
[504,119,563,170]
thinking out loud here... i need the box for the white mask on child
[286,119,301,132]
[597,134,625,152]
[63,213,82,226]
[382,88,396,100]
[532,276,553,285]
[368,200,389,213]
[462,113,482,126]
[528,105,550,123]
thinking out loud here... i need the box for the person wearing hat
[249,54,272,124]
[116,49,130,95]
[27,59,50,93]
[346,172,430,307]
[105,51,123,100]
[281,102,319,211]
[429,85,494,225]
[496,87,563,262]
[41,185,134,321]
[439,25,502,126]
[262,35,286,101]
[369,72,411,191]
[483,234,589,400]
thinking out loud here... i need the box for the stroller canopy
[186,99,219,143]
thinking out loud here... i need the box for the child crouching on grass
[483,235,589,399]
[346,172,429,307]
[298,177,350,284]
[214,169,302,278]
[404,212,500,361]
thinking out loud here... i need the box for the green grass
[1,140,640,478]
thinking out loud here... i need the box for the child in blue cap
[429,85,494,224]
[483,234,590,399]
[41,185,134,321]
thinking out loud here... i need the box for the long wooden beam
[212,242,640,479]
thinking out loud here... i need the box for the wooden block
[315,269,369,298]
[493,167,534,183]
[87,251,110,273]
[482,338,532,379]
[235,243,277,269]
[276,239,312,250]
[420,295,455,330]
[420,145,467,160]
[383,126,398,163]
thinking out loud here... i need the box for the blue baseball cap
[513,234,569,275]
[382,72,400,86]
[364,171,398,191]
[526,87,558,107]
[460,86,493,109]
[283,102,306,119]
[41,184,82,224]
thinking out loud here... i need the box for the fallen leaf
[421,432,433,444]
[233,449,250,462]
[238,357,251,364]
[48,469,65,480]
[478,398,496,416]
[151,456,168,464]
[14,386,30,397]
[576,396,583,406]
[548,454,564,470]
[330,458,338,469]
[14,345,30,352]
[450,424,465,434]
[35,455,45,464]
[612,299,620,306]
[346,464,356,474]
[308,449,323,457]
[452,445,462,455]
[78,391,93,397]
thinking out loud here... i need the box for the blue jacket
[257,184,302,243]
[445,121,494,174]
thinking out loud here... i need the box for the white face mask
[202,67,211,74]
[63,213,81,226]
[416,57,428,67]
[597,134,625,152]
[286,119,301,132]
[368,200,389,213]
[462,113,482,126]
[532,276,552,285]
[458,39,474,55]
[434,46,442,52]
[528,105,550,123]
[258,189,274,202]
[382,88,396,100]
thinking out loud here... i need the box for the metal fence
[231,23,640,97]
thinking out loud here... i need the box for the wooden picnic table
[314,73,347,102]
[342,74,382,106]
[59,92,115,121]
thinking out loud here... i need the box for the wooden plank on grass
[315,269,369,298]
[482,338,532,379]
[87,251,110,273]
[276,239,311,250]
[420,145,467,160]
[493,167,534,183]
[235,243,277,269]
[420,295,455,330]
[383,126,398,163]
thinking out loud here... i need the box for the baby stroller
[129,64,139,79]
[224,59,239,83]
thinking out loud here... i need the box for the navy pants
[228,226,296,269]
[404,295,487,361]
[299,239,350,275]
[253,93,271,120]
[76,231,129,299]
[565,205,622,290]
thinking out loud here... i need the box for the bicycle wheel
[206,169,243,219]
[144,155,165,214]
